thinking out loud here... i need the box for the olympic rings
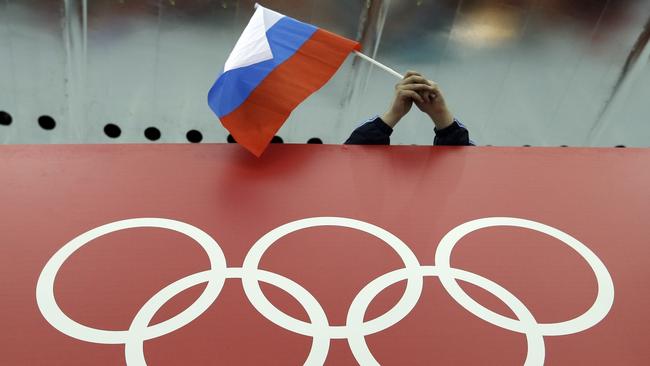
[35,216,614,365]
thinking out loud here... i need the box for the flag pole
[353,51,403,79]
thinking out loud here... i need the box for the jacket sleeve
[434,119,474,146]
[345,116,475,146]
[344,116,392,145]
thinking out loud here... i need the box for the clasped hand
[381,71,454,130]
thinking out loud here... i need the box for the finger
[423,92,432,103]
[399,90,424,104]
[427,80,443,94]
[427,88,438,101]
[399,83,436,93]
[401,75,431,85]
[403,70,422,79]
[425,81,443,101]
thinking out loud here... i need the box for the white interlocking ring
[435,217,615,336]
[36,218,227,345]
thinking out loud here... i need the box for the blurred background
[0,0,648,147]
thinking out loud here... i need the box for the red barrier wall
[1,144,649,365]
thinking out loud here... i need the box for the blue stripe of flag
[208,17,317,118]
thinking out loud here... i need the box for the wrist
[428,110,454,130]
[381,111,401,128]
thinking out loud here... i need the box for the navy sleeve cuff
[434,120,462,135]
[372,117,393,135]
[433,119,473,146]
[344,116,393,145]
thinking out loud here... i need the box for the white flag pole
[353,51,403,79]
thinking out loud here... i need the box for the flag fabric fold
[208,4,360,156]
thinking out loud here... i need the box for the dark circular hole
[271,135,284,144]
[227,134,236,143]
[0,111,12,126]
[104,123,121,138]
[38,115,56,130]
[615,145,626,148]
[186,129,203,143]
[144,127,161,141]
[307,137,323,144]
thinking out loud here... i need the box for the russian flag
[208,4,360,156]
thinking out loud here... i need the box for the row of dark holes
[1,112,58,130]
[0,111,629,147]
[0,111,324,144]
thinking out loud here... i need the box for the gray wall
[1,0,649,147]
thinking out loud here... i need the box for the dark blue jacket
[345,116,473,146]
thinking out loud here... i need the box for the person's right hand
[381,71,437,128]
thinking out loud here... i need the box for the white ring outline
[35,218,227,344]
[435,217,615,336]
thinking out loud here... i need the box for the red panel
[0,144,649,365]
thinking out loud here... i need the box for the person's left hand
[411,74,455,130]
